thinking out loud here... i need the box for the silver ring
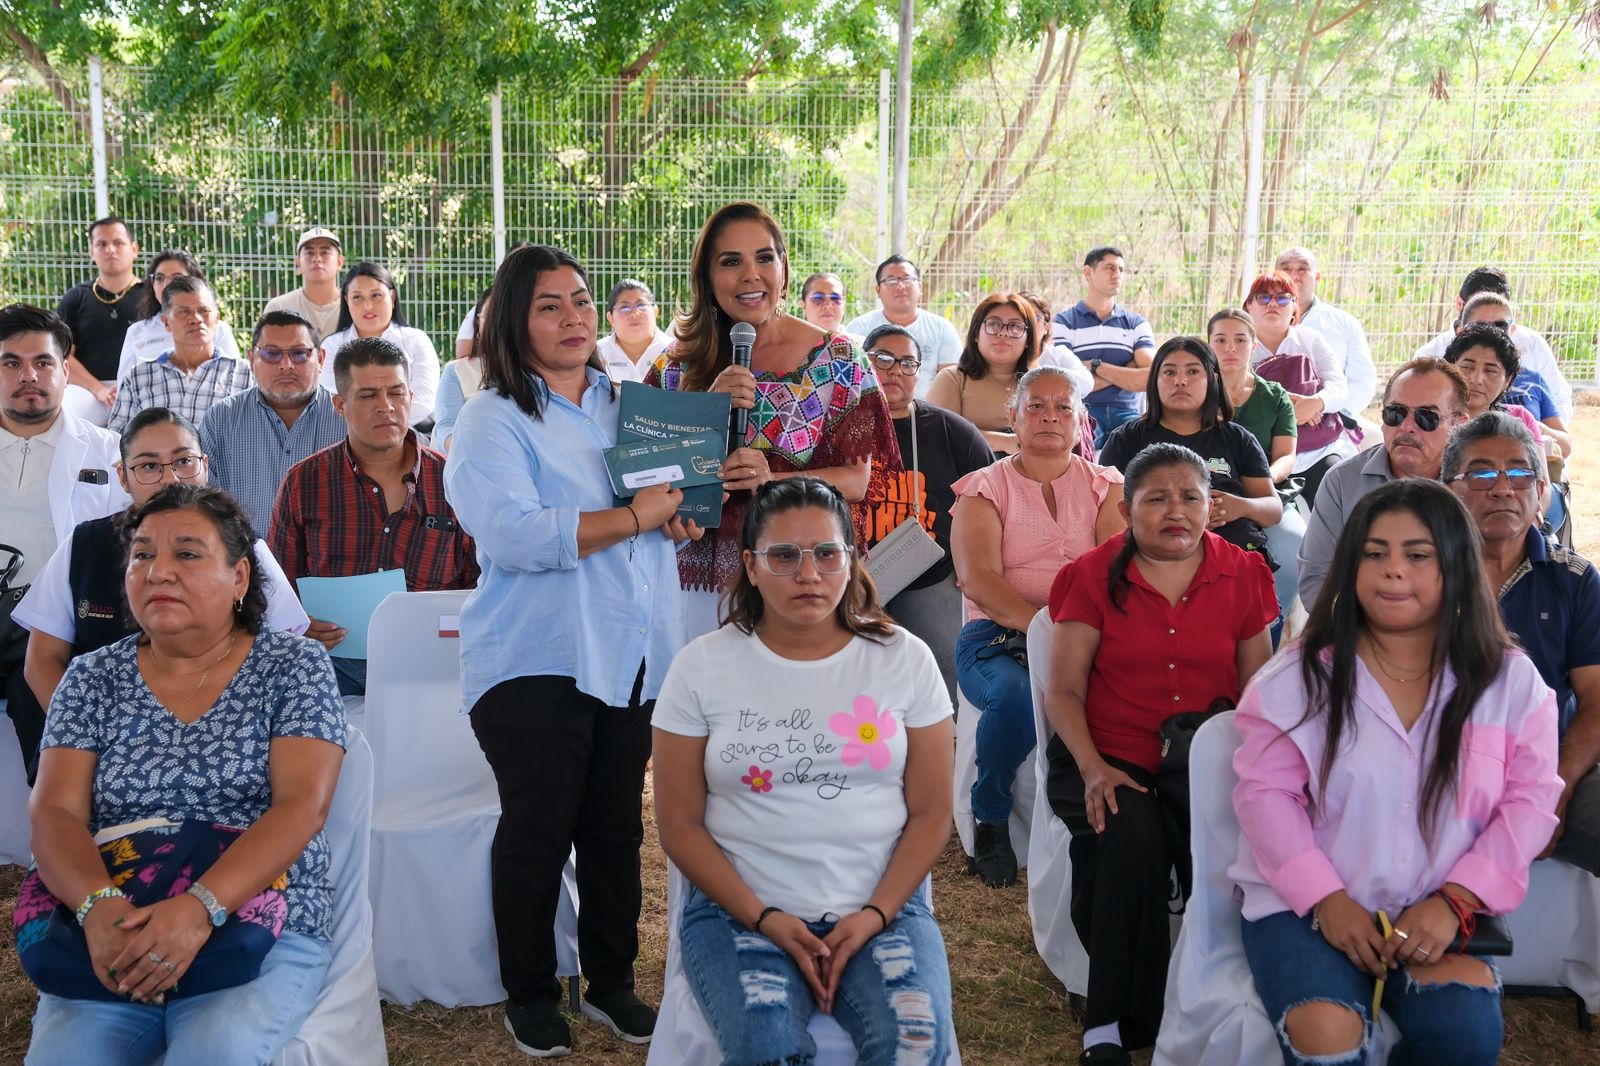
[161,960,177,972]
[1393,928,1410,941]
[146,952,164,965]
[1416,947,1432,959]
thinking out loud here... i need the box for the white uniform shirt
[1299,300,1375,416]
[319,322,442,425]
[598,330,674,385]
[0,413,126,586]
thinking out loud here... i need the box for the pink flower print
[741,765,774,793]
[830,695,899,771]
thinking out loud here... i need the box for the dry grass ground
[4,405,1600,1064]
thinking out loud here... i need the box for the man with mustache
[199,310,347,534]
[1297,357,1470,608]
[1444,411,1600,878]
[0,304,126,775]
[106,274,252,433]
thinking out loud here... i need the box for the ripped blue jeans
[1242,909,1502,1066]
[679,885,952,1066]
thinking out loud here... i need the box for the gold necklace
[90,279,138,306]
[145,630,239,715]
[1366,636,1429,684]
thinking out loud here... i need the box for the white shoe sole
[580,1000,654,1045]
[504,1014,572,1057]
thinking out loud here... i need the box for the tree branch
[0,16,94,142]
[1314,0,1378,37]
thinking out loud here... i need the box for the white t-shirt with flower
[653,623,953,919]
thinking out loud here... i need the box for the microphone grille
[729,322,757,346]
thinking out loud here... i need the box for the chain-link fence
[3,62,1597,378]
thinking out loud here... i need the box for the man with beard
[1297,356,1470,608]
[200,310,347,534]
[0,304,125,773]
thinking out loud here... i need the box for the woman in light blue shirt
[443,244,701,1057]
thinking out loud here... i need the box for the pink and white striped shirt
[1230,645,1561,921]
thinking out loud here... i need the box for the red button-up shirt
[1049,530,1276,773]
[269,433,479,593]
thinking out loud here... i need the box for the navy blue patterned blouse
[41,627,347,938]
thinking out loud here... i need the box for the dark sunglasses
[1381,403,1442,432]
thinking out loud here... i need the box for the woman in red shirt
[1043,441,1276,1066]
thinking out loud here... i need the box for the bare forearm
[773,463,869,501]
[32,808,117,906]
[1558,717,1600,788]
[956,571,1038,632]
[1270,455,1296,483]
[660,821,767,929]
[1047,691,1102,773]
[23,640,70,712]
[1095,362,1148,392]
[576,506,644,558]
[197,800,328,914]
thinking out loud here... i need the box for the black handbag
[0,544,29,676]
[1450,912,1513,957]
[1157,697,1236,773]
[979,628,1030,670]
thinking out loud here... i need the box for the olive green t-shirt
[1232,374,1297,458]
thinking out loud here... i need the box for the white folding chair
[648,864,962,1065]
[364,590,578,1007]
[952,681,1036,867]
[1022,608,1089,996]
[273,727,387,1065]
[1154,712,1396,1065]
[0,705,32,867]
[1501,858,1600,1028]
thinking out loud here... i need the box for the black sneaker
[581,986,657,1045]
[972,821,1018,887]
[504,998,572,1058]
[1079,1043,1132,1065]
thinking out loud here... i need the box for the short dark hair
[138,250,205,319]
[1458,266,1510,302]
[252,309,319,348]
[125,484,268,634]
[874,254,918,285]
[160,273,215,313]
[801,272,843,301]
[1108,443,1211,609]
[118,406,201,464]
[1084,245,1124,268]
[1443,323,1520,389]
[862,322,921,362]
[333,336,409,396]
[607,279,654,312]
[0,303,74,358]
[1441,410,1544,484]
[89,216,132,243]
[1382,356,1471,414]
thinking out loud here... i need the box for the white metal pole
[491,85,507,266]
[1241,75,1266,292]
[892,0,913,255]
[877,68,891,265]
[88,56,109,218]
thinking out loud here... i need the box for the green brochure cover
[603,433,727,497]
[616,381,732,528]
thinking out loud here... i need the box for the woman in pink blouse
[948,366,1124,887]
[1232,478,1561,1065]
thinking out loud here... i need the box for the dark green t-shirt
[1231,374,1296,461]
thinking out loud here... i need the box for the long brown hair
[673,202,791,393]
[956,292,1041,381]
[723,477,894,642]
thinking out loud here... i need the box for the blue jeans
[1086,402,1140,449]
[27,930,332,1066]
[1264,504,1305,644]
[330,655,367,697]
[680,886,952,1066]
[955,619,1036,826]
[1241,909,1502,1066]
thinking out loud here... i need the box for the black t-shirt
[865,403,996,591]
[1097,418,1270,497]
[56,281,144,382]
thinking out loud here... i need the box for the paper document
[295,570,408,659]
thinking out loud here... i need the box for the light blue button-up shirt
[443,368,685,711]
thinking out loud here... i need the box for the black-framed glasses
[126,455,206,485]
[981,318,1029,339]
[752,542,852,575]
[1253,293,1295,307]
[1468,318,1514,332]
[807,293,844,305]
[1381,403,1442,432]
[147,272,187,286]
[1449,467,1538,492]
[254,346,316,365]
[870,350,922,374]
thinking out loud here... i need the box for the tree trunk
[1,19,94,144]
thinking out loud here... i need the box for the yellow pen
[1373,909,1393,1018]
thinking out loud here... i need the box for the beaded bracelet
[75,886,126,927]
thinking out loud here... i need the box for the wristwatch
[186,882,228,927]
[1089,359,1103,378]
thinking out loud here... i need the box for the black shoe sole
[504,1014,572,1058]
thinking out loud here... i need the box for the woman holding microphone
[444,244,702,1058]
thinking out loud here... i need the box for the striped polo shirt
[1052,300,1155,408]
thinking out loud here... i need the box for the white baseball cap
[296,227,341,252]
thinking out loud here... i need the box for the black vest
[67,514,135,657]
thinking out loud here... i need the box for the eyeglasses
[1466,319,1513,332]
[1449,467,1538,491]
[1253,293,1295,307]
[870,350,922,374]
[751,542,852,576]
[255,347,316,365]
[878,275,919,288]
[126,455,206,485]
[981,319,1029,339]
[612,302,654,315]
[807,293,844,305]
[1381,403,1442,432]
[148,272,187,286]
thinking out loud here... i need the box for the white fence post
[877,68,890,264]
[892,0,913,256]
[88,55,109,217]
[1240,74,1266,291]
[490,84,507,267]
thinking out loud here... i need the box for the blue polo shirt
[1497,527,1600,736]
[1051,300,1155,409]
[1503,369,1560,422]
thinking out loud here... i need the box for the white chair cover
[1501,858,1600,1013]
[952,686,1036,866]
[648,864,962,1065]
[1154,712,1395,1065]
[1022,608,1089,995]
[0,705,32,866]
[273,727,387,1065]
[364,590,578,1007]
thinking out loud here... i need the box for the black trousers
[1,626,44,784]
[1048,748,1187,1050]
[469,668,653,1004]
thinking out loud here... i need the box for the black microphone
[729,322,756,448]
